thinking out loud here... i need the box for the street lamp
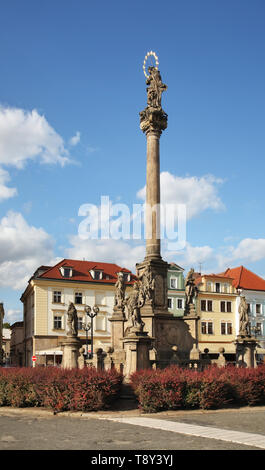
[84,305,99,359]
[82,318,91,359]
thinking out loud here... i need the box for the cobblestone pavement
[0,404,265,452]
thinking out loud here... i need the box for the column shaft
[145,131,161,259]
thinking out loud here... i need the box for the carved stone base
[234,335,258,368]
[189,343,201,361]
[109,307,126,351]
[136,258,169,313]
[122,332,154,382]
[61,336,81,369]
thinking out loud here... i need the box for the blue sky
[0,0,265,323]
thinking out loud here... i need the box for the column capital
[139,107,168,136]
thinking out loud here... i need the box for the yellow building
[195,274,238,361]
[20,259,134,367]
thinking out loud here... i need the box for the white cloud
[137,171,225,219]
[0,106,72,168]
[164,242,214,271]
[230,238,265,263]
[164,237,265,275]
[0,168,17,201]
[5,309,22,323]
[69,131,81,146]
[0,211,56,290]
[0,106,76,200]
[66,236,145,273]
[215,238,265,271]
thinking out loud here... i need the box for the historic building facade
[167,263,185,317]
[20,259,134,366]
[10,322,24,366]
[195,273,238,361]
[222,266,265,352]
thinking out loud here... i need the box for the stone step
[120,383,137,400]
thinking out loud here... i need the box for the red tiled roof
[37,259,135,284]
[220,266,265,291]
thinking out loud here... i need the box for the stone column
[145,129,162,260]
[140,109,167,262]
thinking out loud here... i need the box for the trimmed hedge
[130,365,265,412]
[0,367,123,412]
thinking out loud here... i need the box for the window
[247,303,251,314]
[95,316,105,331]
[201,321,213,335]
[177,299,183,309]
[90,269,103,280]
[215,283,220,293]
[221,322,233,335]
[54,316,62,330]
[168,298,173,309]
[220,301,232,313]
[60,266,73,278]
[170,278,177,289]
[95,291,105,306]
[75,292,83,304]
[256,304,261,315]
[206,282,212,292]
[256,322,262,335]
[77,316,83,331]
[201,300,212,312]
[53,291,61,303]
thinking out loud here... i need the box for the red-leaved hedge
[0,367,123,412]
[130,365,265,412]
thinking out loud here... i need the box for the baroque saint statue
[184,268,197,314]
[146,66,167,109]
[66,302,78,337]
[125,281,145,333]
[238,296,250,337]
[138,265,155,304]
[114,272,126,310]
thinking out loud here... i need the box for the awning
[36,348,63,356]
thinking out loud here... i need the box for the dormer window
[90,269,103,280]
[121,273,130,282]
[60,267,73,278]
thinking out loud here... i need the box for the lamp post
[84,305,99,359]
[82,318,91,359]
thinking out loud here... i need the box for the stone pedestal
[61,336,81,369]
[234,335,258,368]
[109,306,126,351]
[189,343,201,361]
[217,348,226,368]
[122,331,154,382]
